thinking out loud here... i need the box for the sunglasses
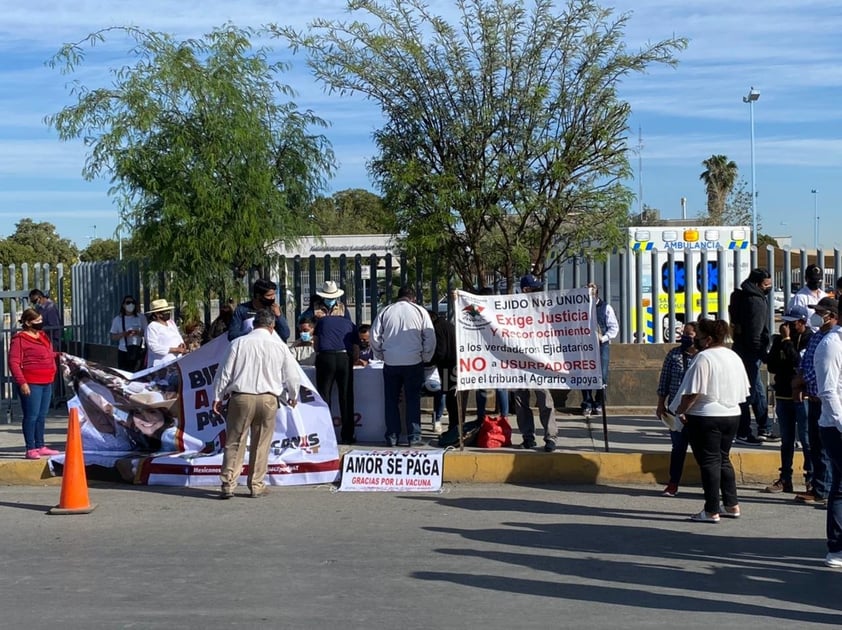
[124,301,136,305]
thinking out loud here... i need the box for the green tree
[46,25,334,305]
[79,238,119,262]
[700,154,738,224]
[0,219,78,266]
[310,188,396,235]
[279,0,685,288]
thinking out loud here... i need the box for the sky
[1,0,840,251]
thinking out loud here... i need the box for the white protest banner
[54,336,340,487]
[338,449,444,492]
[454,287,601,390]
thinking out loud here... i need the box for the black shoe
[544,440,557,453]
[758,431,781,442]
[340,436,357,445]
[384,435,398,447]
[521,438,537,449]
[735,434,763,445]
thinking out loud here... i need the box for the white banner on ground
[338,449,444,492]
[454,287,601,390]
[56,336,340,487]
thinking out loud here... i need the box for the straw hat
[146,298,173,314]
[316,281,344,299]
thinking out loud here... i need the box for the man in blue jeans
[370,286,436,447]
[811,306,842,568]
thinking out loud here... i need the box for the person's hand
[779,322,790,338]
[354,359,368,367]
[679,414,688,425]
[287,397,298,408]
[655,403,667,420]
[271,303,281,317]
[212,400,223,415]
[20,383,30,396]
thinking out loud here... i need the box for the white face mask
[125,304,136,314]
[809,313,825,329]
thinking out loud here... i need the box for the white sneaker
[826,551,842,568]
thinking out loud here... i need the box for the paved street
[0,482,838,629]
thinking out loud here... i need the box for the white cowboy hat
[316,281,344,299]
[146,298,173,314]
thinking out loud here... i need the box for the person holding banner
[513,274,559,452]
[581,283,618,417]
[370,285,436,447]
[670,319,750,523]
[212,309,301,499]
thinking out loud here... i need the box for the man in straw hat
[213,309,300,499]
[144,298,186,367]
[228,278,291,342]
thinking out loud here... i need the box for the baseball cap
[520,274,542,290]
[781,304,809,322]
[808,297,838,316]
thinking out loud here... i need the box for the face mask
[762,286,772,296]
[359,341,370,349]
[299,331,312,342]
[160,313,171,322]
[324,298,337,308]
[679,335,693,351]
[806,279,821,290]
[260,297,275,307]
[810,313,825,329]
[693,337,707,351]
[125,304,136,314]
[30,322,44,331]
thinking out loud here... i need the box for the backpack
[476,416,513,448]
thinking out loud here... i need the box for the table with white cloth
[302,363,387,443]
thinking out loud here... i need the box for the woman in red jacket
[8,308,61,459]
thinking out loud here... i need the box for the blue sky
[1,0,840,251]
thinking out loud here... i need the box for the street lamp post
[743,87,760,246]
[812,189,818,250]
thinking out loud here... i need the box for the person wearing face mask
[670,319,751,522]
[793,297,838,506]
[291,317,316,366]
[110,295,147,372]
[313,281,359,445]
[787,264,826,332]
[144,299,187,367]
[354,324,374,366]
[228,278,291,342]
[8,308,62,459]
[764,305,813,494]
[730,267,776,445]
[655,322,699,497]
[28,288,63,350]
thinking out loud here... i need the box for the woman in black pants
[671,319,751,523]
[313,281,359,445]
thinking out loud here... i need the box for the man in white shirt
[788,264,826,332]
[212,309,300,498]
[581,282,619,416]
[811,300,842,568]
[370,285,436,447]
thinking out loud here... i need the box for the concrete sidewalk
[0,405,795,487]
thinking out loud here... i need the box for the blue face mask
[300,331,312,342]
[324,298,337,308]
[679,335,693,351]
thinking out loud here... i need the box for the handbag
[476,415,513,448]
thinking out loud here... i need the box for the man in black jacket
[730,267,777,444]
[764,304,812,493]
[428,310,458,429]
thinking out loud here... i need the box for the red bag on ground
[476,415,513,448]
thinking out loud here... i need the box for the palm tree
[700,155,738,224]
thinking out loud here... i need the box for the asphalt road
[0,482,838,629]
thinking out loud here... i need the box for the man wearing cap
[213,309,300,499]
[144,298,186,367]
[763,304,812,494]
[370,285,436,447]
[787,264,826,332]
[794,297,838,506]
[228,278,291,343]
[809,297,842,568]
[580,283,619,417]
[512,274,559,451]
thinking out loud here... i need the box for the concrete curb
[0,449,794,487]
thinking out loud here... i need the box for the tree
[79,238,120,262]
[279,0,686,288]
[46,25,334,305]
[700,154,738,224]
[0,219,78,266]
[309,188,396,235]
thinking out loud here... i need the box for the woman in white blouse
[110,295,147,372]
[144,299,186,367]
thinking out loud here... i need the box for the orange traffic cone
[48,407,97,515]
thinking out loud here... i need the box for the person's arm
[370,310,385,360]
[7,335,28,392]
[110,316,125,342]
[818,336,842,431]
[211,343,236,414]
[280,342,301,405]
[604,305,619,342]
[227,305,246,341]
[274,313,290,343]
[655,352,674,419]
[421,309,436,363]
[674,393,700,424]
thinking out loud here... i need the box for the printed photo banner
[338,449,444,492]
[454,287,602,390]
[54,335,340,487]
